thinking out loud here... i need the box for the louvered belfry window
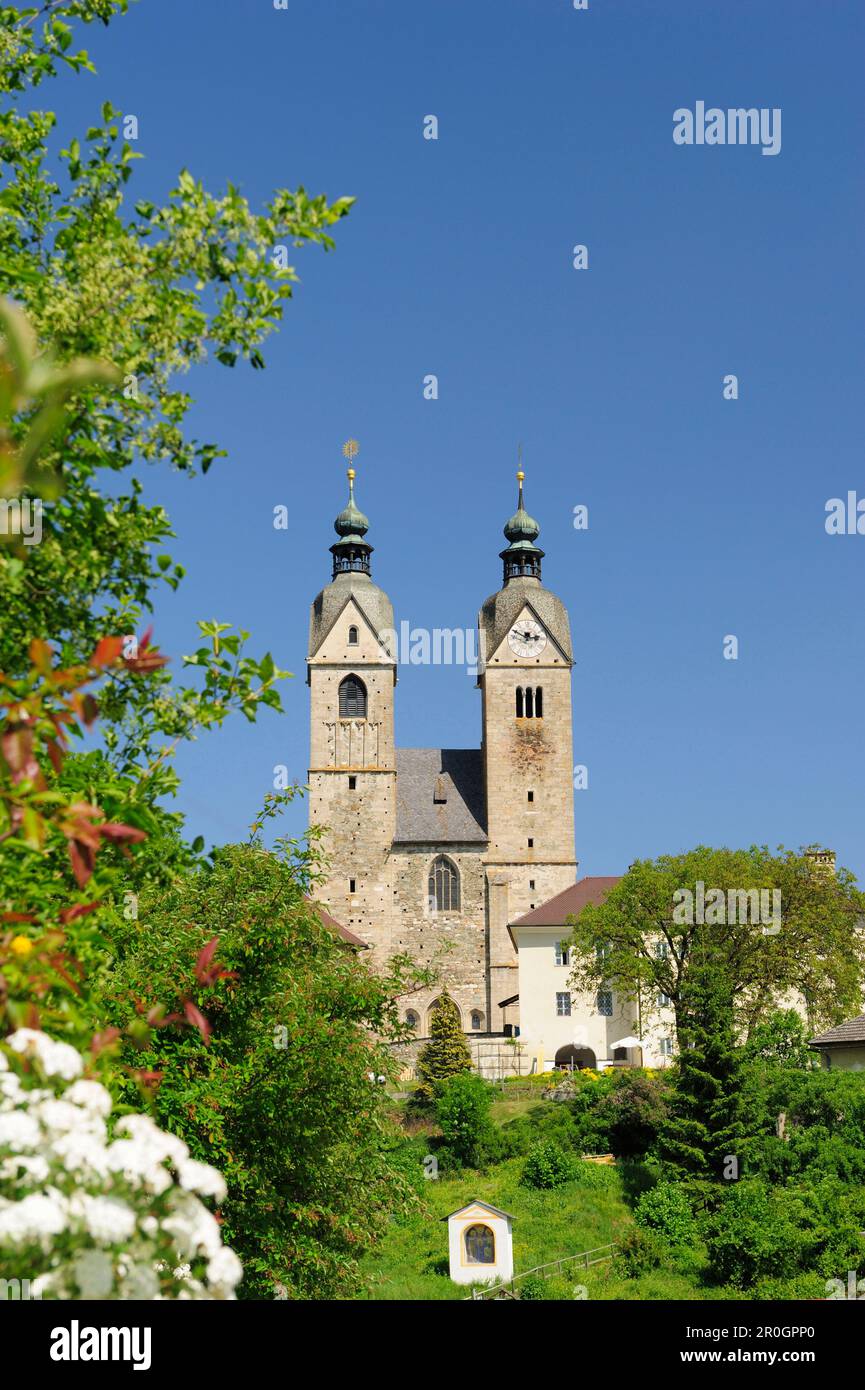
[428,855,460,913]
[338,674,367,719]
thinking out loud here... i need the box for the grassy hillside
[357,1141,728,1301]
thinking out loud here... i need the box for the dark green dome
[503,503,540,544]
[330,466,373,578]
[500,470,543,582]
[334,475,369,539]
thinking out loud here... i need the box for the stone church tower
[308,460,578,1041]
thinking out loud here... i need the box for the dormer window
[347,625,359,645]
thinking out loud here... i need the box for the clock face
[508,618,547,658]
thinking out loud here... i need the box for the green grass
[357,1155,720,1301]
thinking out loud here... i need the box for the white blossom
[6,1029,83,1080]
[0,1111,41,1151]
[0,1031,240,1299]
[79,1194,136,1245]
[0,1190,67,1248]
[64,1080,113,1118]
[177,1157,227,1202]
[206,1245,243,1297]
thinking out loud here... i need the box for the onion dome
[330,463,373,578]
[500,470,544,582]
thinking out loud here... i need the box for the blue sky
[50,0,864,877]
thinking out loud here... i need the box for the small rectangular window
[348,776,357,790]
[527,838,534,848]
[556,992,571,1017]
[659,1038,674,1058]
[597,990,613,1017]
[349,879,356,894]
[527,790,534,803]
[529,879,535,890]
[658,991,671,1007]
[554,942,570,967]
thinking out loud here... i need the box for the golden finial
[342,439,359,489]
[343,438,359,460]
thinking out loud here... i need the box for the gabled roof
[809,1014,865,1047]
[395,748,487,843]
[478,577,573,666]
[442,1199,515,1223]
[308,572,395,661]
[508,875,621,944]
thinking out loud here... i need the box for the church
[307,457,674,1073]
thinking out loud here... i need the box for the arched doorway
[554,1045,596,1072]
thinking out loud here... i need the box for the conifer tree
[659,929,742,1182]
[414,992,472,1102]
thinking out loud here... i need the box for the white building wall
[513,927,677,1070]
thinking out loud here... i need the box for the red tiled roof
[510,876,622,930]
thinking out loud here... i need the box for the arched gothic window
[428,855,460,913]
[464,1224,495,1265]
[338,674,367,719]
[405,1010,419,1031]
[517,686,544,718]
[470,1010,483,1031]
[347,625,359,645]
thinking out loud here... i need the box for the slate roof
[809,1014,865,1048]
[395,748,487,844]
[508,875,621,945]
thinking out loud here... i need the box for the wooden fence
[465,1243,617,1300]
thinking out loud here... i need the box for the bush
[102,843,423,1300]
[634,1183,699,1250]
[614,1226,666,1278]
[519,1275,547,1300]
[700,1179,865,1289]
[521,1140,577,1190]
[0,1029,241,1300]
[498,1098,581,1160]
[604,1070,670,1158]
[435,1073,497,1168]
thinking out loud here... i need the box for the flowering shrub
[0,1029,242,1299]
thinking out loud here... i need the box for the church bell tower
[478,471,578,1027]
[307,444,397,957]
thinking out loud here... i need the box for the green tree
[0,1,352,1036]
[659,930,743,1182]
[0,0,352,817]
[414,992,472,1102]
[99,836,426,1300]
[435,1072,496,1167]
[568,846,864,1044]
